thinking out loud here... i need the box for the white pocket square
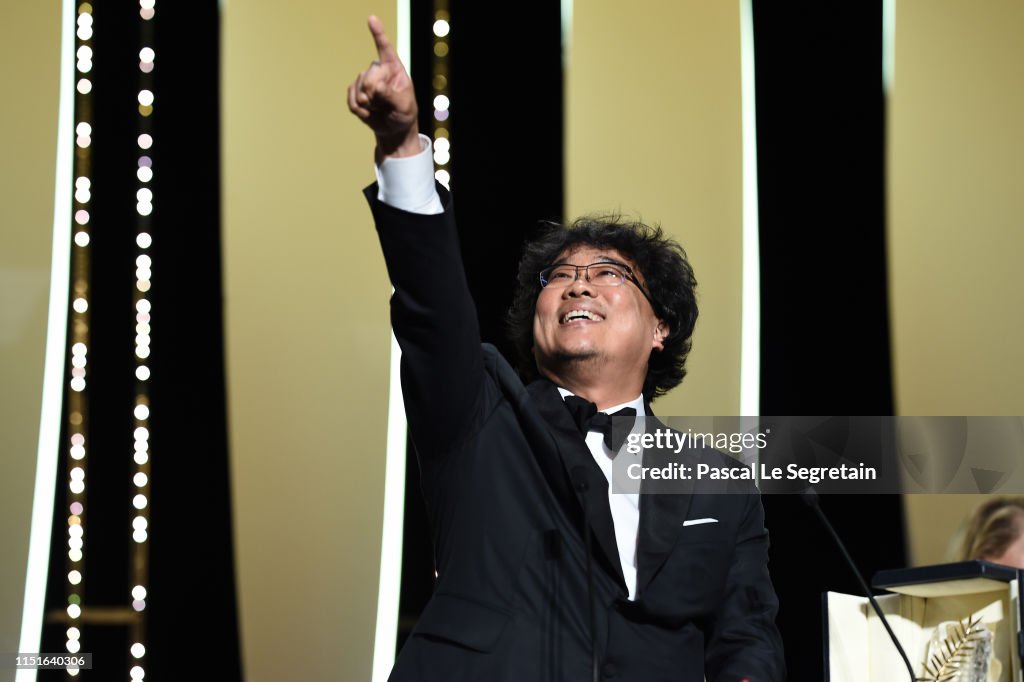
[682,517,718,527]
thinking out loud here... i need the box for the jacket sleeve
[701,490,787,682]
[364,183,486,458]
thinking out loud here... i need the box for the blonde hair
[958,497,1024,562]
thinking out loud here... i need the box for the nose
[562,270,595,298]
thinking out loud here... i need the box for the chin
[549,347,601,364]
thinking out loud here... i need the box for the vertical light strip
[18,1,76,679]
[739,0,761,417]
[882,0,895,96]
[430,7,451,189]
[130,2,156,679]
[560,0,572,69]
[64,4,97,676]
[371,5,411,680]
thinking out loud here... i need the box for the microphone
[801,488,916,681]
[571,465,599,682]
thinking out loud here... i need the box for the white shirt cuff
[374,134,444,215]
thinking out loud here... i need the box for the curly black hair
[507,215,698,403]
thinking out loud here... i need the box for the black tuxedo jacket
[367,185,784,682]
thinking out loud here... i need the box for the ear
[651,320,669,352]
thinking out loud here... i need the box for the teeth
[562,310,601,323]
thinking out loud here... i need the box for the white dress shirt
[557,389,645,601]
[374,137,644,600]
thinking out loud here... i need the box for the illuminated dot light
[70,501,84,514]
[137,134,153,149]
[68,627,81,640]
[138,89,154,106]
[134,404,150,420]
[75,122,92,148]
[134,472,148,487]
[132,599,146,612]
[68,570,82,585]
[77,79,92,95]
[130,664,145,679]
[132,643,146,658]
[137,166,153,182]
[435,169,451,189]
[74,232,91,247]
[69,549,83,562]
[136,365,151,381]
[132,585,147,600]
[67,604,81,619]
[433,19,450,37]
[133,529,148,543]
[133,516,148,531]
[67,639,81,654]
[133,494,147,510]
[137,233,152,248]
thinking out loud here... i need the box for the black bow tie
[563,395,637,453]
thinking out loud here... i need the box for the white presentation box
[826,561,1023,682]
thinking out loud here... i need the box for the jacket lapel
[635,413,694,597]
[527,379,628,594]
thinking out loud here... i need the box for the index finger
[368,15,398,63]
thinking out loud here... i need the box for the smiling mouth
[560,309,604,324]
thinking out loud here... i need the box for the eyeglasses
[538,260,654,304]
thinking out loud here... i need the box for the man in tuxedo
[348,16,784,682]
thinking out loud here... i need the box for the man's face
[532,245,667,381]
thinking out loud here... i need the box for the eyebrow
[551,257,630,267]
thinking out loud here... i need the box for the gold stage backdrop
[890,0,1024,564]
[222,1,397,681]
[566,0,746,418]
[0,2,63,677]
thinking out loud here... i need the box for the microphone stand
[802,488,917,682]
[572,466,600,682]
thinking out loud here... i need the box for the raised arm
[348,17,485,458]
